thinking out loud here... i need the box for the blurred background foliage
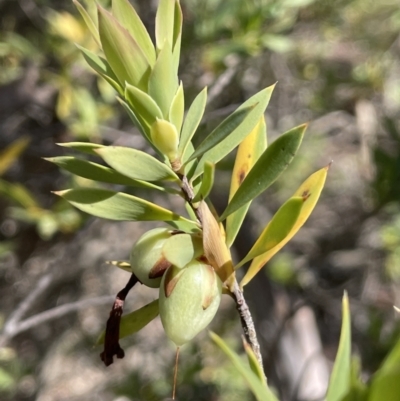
[0,0,399,400]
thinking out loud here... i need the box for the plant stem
[179,174,265,376]
[231,278,265,374]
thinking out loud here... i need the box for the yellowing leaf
[226,117,266,247]
[0,136,30,176]
[240,165,329,287]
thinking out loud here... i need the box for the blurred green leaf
[46,156,167,191]
[241,166,328,287]
[125,82,163,129]
[56,188,198,231]
[186,104,257,164]
[98,6,150,91]
[226,117,267,247]
[210,332,279,401]
[178,87,207,158]
[148,43,178,117]
[96,146,179,182]
[112,0,156,66]
[73,0,101,45]
[242,338,266,386]
[368,338,400,401]
[235,197,304,269]
[193,85,275,179]
[221,124,306,220]
[326,292,351,401]
[192,162,215,202]
[169,81,185,133]
[0,179,40,209]
[97,299,159,344]
[56,142,105,156]
[0,136,30,176]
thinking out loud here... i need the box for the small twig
[231,278,264,373]
[172,346,180,400]
[100,273,139,366]
[0,295,114,347]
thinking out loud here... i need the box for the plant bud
[150,118,179,164]
[159,260,222,346]
[130,228,173,288]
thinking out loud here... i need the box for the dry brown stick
[231,278,264,373]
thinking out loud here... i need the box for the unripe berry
[159,260,222,346]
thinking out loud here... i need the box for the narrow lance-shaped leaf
[112,0,156,66]
[73,0,101,45]
[226,117,267,247]
[221,124,306,221]
[45,156,167,192]
[171,0,182,75]
[368,335,400,401]
[241,165,328,287]
[235,197,304,269]
[192,162,215,202]
[125,83,163,130]
[76,45,123,95]
[95,146,179,182]
[326,292,352,401]
[155,0,176,51]
[242,338,266,385]
[186,104,257,164]
[56,142,105,156]
[210,332,279,401]
[178,87,207,158]
[56,188,198,233]
[97,299,159,344]
[106,260,131,273]
[192,85,275,180]
[148,43,178,117]
[169,81,185,134]
[98,6,150,91]
[0,136,30,176]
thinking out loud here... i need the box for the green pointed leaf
[242,338,266,385]
[241,166,328,287]
[0,179,40,209]
[226,117,267,247]
[56,142,105,156]
[186,104,257,164]
[367,338,400,401]
[56,188,198,231]
[192,162,215,202]
[169,81,185,133]
[125,83,163,130]
[193,85,275,179]
[235,197,304,269]
[221,124,306,220]
[73,0,100,45]
[148,43,178,117]
[77,45,123,95]
[178,87,207,158]
[116,97,149,139]
[97,299,159,344]
[326,292,352,401]
[155,0,176,50]
[210,332,279,401]
[96,146,178,182]
[45,156,167,191]
[112,0,156,66]
[98,6,150,91]
[172,0,182,75]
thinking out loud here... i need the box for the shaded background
[0,0,400,400]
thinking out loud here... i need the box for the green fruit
[159,260,222,346]
[130,228,204,288]
[130,228,173,288]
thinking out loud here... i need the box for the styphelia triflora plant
[48,0,328,398]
